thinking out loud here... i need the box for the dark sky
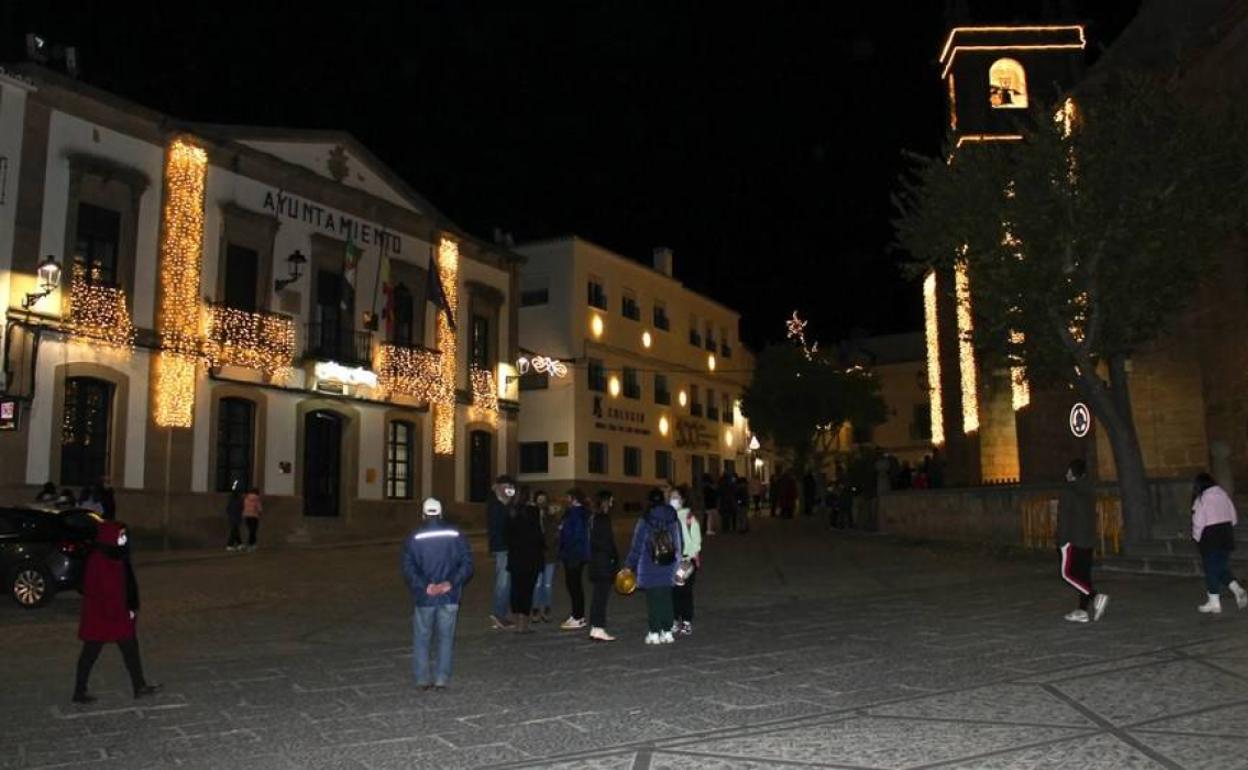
[5,1,1140,349]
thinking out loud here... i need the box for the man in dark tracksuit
[486,475,516,629]
[401,498,474,690]
[1057,459,1108,623]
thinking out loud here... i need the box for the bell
[614,568,637,596]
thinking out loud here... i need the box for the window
[707,388,719,421]
[60,377,113,487]
[624,446,642,477]
[519,371,548,391]
[391,282,415,346]
[690,385,702,417]
[989,58,1028,109]
[621,291,640,320]
[386,421,415,499]
[911,403,932,441]
[689,315,702,347]
[75,202,121,285]
[720,330,732,358]
[653,302,670,331]
[470,314,490,369]
[468,430,493,503]
[853,423,875,445]
[722,393,733,423]
[655,374,670,405]
[222,244,259,311]
[520,288,549,306]
[724,459,735,477]
[588,358,607,392]
[623,367,641,399]
[589,441,608,474]
[705,322,717,351]
[215,397,255,492]
[587,279,607,310]
[655,450,673,481]
[520,441,549,473]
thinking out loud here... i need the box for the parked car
[0,506,98,608]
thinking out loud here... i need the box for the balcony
[64,267,135,350]
[689,330,702,347]
[691,403,703,418]
[375,341,444,402]
[306,322,372,367]
[707,406,720,421]
[205,302,296,377]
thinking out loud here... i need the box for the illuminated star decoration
[786,311,819,361]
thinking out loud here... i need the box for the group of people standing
[36,478,116,520]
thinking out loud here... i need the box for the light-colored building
[0,64,520,544]
[514,237,758,507]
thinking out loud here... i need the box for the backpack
[648,523,677,566]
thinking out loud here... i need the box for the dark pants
[564,562,586,620]
[226,521,242,548]
[75,638,146,696]
[589,579,611,628]
[509,567,539,615]
[645,587,674,633]
[1202,549,1238,594]
[673,567,697,622]
[721,507,735,534]
[1060,543,1097,610]
[245,517,259,546]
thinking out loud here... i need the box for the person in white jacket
[671,485,702,635]
[1191,473,1247,614]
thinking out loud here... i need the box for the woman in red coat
[73,520,161,704]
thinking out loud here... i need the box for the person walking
[702,473,719,535]
[671,485,702,636]
[532,491,558,623]
[506,488,544,633]
[718,472,738,535]
[625,489,683,645]
[242,487,262,552]
[558,489,591,630]
[401,497,474,691]
[587,490,620,642]
[487,475,517,629]
[72,520,161,704]
[224,484,243,552]
[779,470,798,519]
[1057,459,1109,623]
[1191,472,1248,613]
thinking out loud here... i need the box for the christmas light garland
[434,238,459,455]
[955,263,979,434]
[376,342,444,402]
[204,304,296,378]
[64,262,136,350]
[923,272,946,447]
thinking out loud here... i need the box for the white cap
[422,497,443,517]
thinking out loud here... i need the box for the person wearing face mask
[671,485,702,635]
[587,489,620,642]
[558,488,592,630]
[487,475,518,630]
[1057,459,1108,623]
[531,491,558,623]
[72,521,161,704]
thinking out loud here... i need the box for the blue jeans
[1202,549,1237,594]
[492,551,511,619]
[412,604,459,687]
[533,562,556,610]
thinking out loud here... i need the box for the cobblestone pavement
[3,514,1248,769]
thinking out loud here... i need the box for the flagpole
[368,230,387,326]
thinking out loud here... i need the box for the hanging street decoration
[786,310,818,361]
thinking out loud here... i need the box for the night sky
[5,1,1139,349]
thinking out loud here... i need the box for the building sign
[314,361,378,391]
[675,418,712,449]
[592,396,650,436]
[1069,402,1090,438]
[262,189,402,255]
[553,442,569,457]
[0,398,17,431]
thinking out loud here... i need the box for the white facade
[516,236,754,498]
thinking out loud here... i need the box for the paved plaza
[3,516,1248,769]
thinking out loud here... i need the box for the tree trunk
[1071,354,1151,545]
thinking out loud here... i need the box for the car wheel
[11,566,52,608]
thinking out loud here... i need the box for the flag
[379,252,393,340]
[341,234,363,311]
[427,243,456,331]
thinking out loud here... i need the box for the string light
[955,263,979,434]
[1009,330,1030,411]
[64,262,136,350]
[204,304,295,378]
[786,311,819,360]
[376,342,444,402]
[155,138,207,428]
[938,25,1086,78]
[434,237,459,455]
[947,74,958,131]
[530,355,567,378]
[923,272,945,447]
[955,134,1024,148]
[470,365,499,412]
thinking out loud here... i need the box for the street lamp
[274,249,307,292]
[22,255,62,310]
[749,434,761,452]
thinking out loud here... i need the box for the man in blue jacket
[486,474,516,629]
[401,497,474,690]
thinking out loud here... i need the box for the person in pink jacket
[1191,473,1247,614]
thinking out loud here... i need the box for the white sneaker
[660,630,675,644]
[1064,610,1089,623]
[1092,594,1109,622]
[589,627,616,642]
[560,617,587,630]
[1198,594,1223,614]
[644,632,660,645]
[1230,581,1248,610]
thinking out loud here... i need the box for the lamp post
[274,249,307,292]
[22,255,62,310]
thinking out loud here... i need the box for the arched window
[386,420,415,499]
[216,397,256,492]
[989,58,1028,109]
[61,377,114,487]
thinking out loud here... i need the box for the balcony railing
[374,341,445,402]
[306,322,372,367]
[64,266,135,350]
[205,302,296,376]
[707,406,720,421]
[691,403,703,417]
